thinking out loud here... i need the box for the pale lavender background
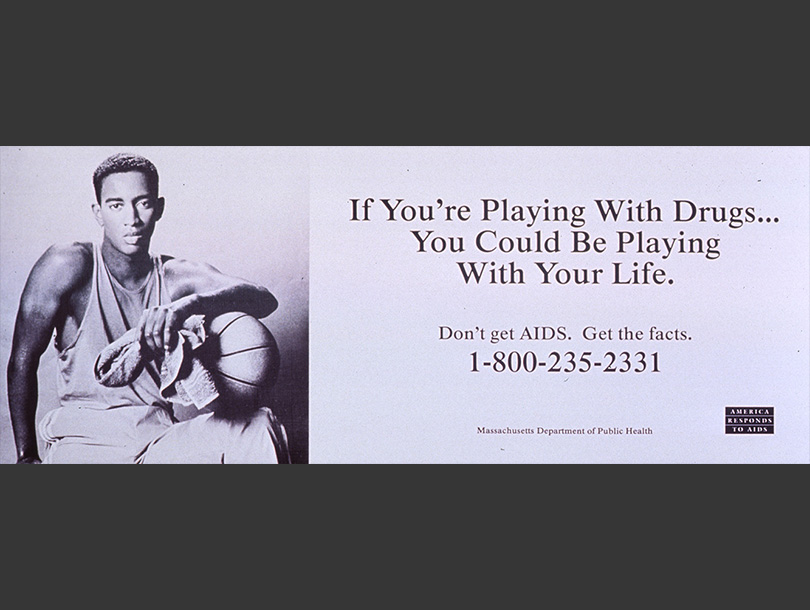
[309,146,809,463]
[0,146,309,463]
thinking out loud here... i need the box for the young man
[7,153,288,463]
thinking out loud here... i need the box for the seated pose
[7,153,288,464]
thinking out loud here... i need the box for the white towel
[93,314,219,410]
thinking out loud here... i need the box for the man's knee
[224,407,290,464]
[141,407,289,464]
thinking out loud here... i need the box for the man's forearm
[7,359,41,462]
[175,284,277,321]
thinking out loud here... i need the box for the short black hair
[93,153,159,203]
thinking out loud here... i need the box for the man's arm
[7,245,90,463]
[138,258,278,354]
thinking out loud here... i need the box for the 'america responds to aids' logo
[725,407,774,435]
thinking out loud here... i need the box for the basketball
[203,312,280,404]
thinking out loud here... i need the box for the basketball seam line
[213,313,251,336]
[218,345,273,358]
[215,370,265,388]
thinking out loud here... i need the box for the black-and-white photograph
[1,147,309,463]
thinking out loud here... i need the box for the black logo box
[725,406,774,434]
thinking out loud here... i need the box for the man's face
[93,171,163,256]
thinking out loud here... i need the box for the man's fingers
[138,306,182,356]
[144,323,158,353]
[152,309,167,352]
[164,310,179,350]
[140,307,164,354]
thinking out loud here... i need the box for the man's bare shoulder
[161,256,223,297]
[161,256,216,274]
[162,256,223,285]
[42,241,92,263]
[29,242,93,293]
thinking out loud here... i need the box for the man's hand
[138,305,179,357]
[137,295,197,357]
